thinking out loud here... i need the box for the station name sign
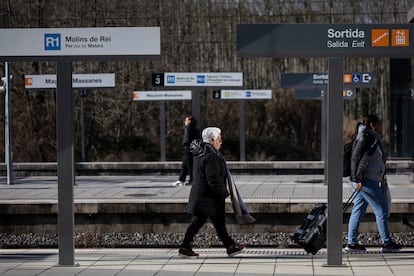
[237,24,414,58]
[213,89,272,100]
[158,72,243,87]
[281,72,374,88]
[24,74,115,89]
[0,27,160,61]
[132,90,192,101]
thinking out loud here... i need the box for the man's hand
[352,182,362,191]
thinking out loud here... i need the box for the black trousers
[178,151,193,182]
[181,213,234,249]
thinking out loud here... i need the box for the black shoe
[381,241,403,253]
[226,244,245,257]
[178,247,199,258]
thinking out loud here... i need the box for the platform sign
[132,90,192,101]
[163,72,243,87]
[24,74,115,89]
[281,72,374,88]
[0,26,161,267]
[236,22,411,267]
[294,89,355,100]
[0,27,160,61]
[213,89,272,100]
[237,24,414,58]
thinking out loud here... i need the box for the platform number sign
[152,73,164,87]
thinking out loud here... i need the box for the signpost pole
[192,88,201,124]
[57,61,75,266]
[160,100,166,161]
[239,100,246,161]
[4,62,13,185]
[326,58,344,266]
[80,90,86,162]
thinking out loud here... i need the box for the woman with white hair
[178,127,246,258]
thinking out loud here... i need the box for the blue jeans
[347,178,391,245]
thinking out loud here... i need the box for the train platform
[1,174,414,275]
[1,173,413,203]
[1,174,414,234]
[1,247,414,275]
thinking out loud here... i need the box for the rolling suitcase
[292,190,357,255]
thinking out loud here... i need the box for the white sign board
[164,72,243,87]
[24,74,115,89]
[215,89,272,99]
[0,27,160,58]
[132,90,192,101]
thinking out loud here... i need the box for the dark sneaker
[178,247,199,258]
[381,241,403,253]
[226,244,246,257]
[344,243,367,253]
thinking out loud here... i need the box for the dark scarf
[216,151,256,224]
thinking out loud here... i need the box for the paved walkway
[1,174,413,203]
[1,247,414,275]
[1,174,414,275]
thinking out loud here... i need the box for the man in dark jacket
[178,127,245,258]
[173,115,200,186]
[345,115,402,253]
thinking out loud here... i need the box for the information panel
[24,74,115,89]
[163,72,243,87]
[0,27,160,61]
[132,90,192,101]
[281,72,374,88]
[237,24,414,58]
[213,89,272,100]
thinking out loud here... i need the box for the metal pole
[239,100,246,161]
[192,89,201,124]
[160,100,166,161]
[326,58,344,266]
[321,90,326,163]
[57,61,76,266]
[4,62,13,185]
[80,90,86,162]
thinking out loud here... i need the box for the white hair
[202,127,221,143]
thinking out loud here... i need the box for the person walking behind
[173,115,200,186]
[178,127,245,258]
[344,115,403,253]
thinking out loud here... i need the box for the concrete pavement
[1,174,414,275]
[1,247,414,275]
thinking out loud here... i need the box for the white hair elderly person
[178,127,246,258]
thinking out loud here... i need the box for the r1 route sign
[0,27,160,61]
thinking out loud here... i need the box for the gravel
[1,232,413,249]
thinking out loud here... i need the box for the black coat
[186,139,229,216]
[182,124,200,149]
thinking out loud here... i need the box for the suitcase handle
[343,190,359,212]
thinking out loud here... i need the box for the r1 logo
[44,33,61,50]
[166,75,175,84]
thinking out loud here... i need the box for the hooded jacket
[186,139,230,216]
[350,124,386,183]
